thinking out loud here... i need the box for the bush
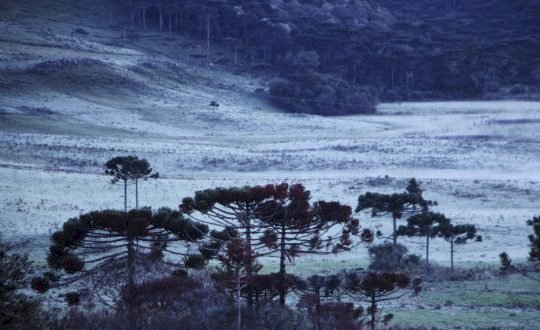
[368,243,421,272]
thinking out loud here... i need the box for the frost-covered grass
[1,2,540,326]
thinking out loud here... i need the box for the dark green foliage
[104,156,159,184]
[526,216,540,263]
[0,242,42,329]
[268,73,377,115]
[45,208,212,308]
[499,252,512,272]
[65,292,81,306]
[367,243,421,272]
[344,271,421,328]
[356,178,435,246]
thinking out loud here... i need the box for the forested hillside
[100,0,540,115]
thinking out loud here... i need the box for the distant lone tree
[105,156,159,210]
[45,208,211,328]
[356,178,435,248]
[209,100,219,113]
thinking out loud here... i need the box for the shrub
[368,243,421,272]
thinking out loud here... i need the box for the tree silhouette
[257,184,373,305]
[397,211,450,271]
[209,100,220,113]
[46,208,210,327]
[344,271,421,329]
[526,216,540,264]
[356,178,434,247]
[181,183,288,307]
[182,183,372,306]
[105,156,159,211]
[439,223,481,272]
[214,238,261,330]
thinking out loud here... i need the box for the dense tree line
[111,0,540,115]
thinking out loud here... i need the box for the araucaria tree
[105,156,159,210]
[214,238,261,330]
[181,183,373,306]
[344,271,422,329]
[46,208,210,326]
[439,222,481,272]
[180,183,289,307]
[397,211,450,271]
[356,178,435,247]
[257,184,374,305]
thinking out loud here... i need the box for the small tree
[214,238,261,330]
[105,156,159,210]
[397,211,450,271]
[209,100,219,113]
[439,223,481,272]
[344,271,422,329]
[0,242,42,328]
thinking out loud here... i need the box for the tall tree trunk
[143,8,146,31]
[392,216,397,247]
[450,238,454,272]
[135,178,138,209]
[124,179,127,212]
[206,15,210,65]
[426,234,430,272]
[127,236,135,329]
[244,212,253,308]
[370,294,376,329]
[279,224,287,305]
[159,7,163,31]
[236,271,242,330]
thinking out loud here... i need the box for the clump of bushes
[367,243,421,272]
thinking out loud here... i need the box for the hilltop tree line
[104,0,540,115]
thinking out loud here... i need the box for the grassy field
[1,0,540,328]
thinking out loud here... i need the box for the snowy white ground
[2,97,540,271]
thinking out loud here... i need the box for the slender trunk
[426,234,430,272]
[392,216,397,247]
[124,179,127,212]
[159,7,163,31]
[244,213,253,308]
[236,271,241,330]
[450,238,454,272]
[206,15,210,65]
[279,224,287,305]
[370,294,376,329]
[127,236,135,329]
[135,178,138,209]
[143,8,146,31]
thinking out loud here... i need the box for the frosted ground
[2,97,540,271]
